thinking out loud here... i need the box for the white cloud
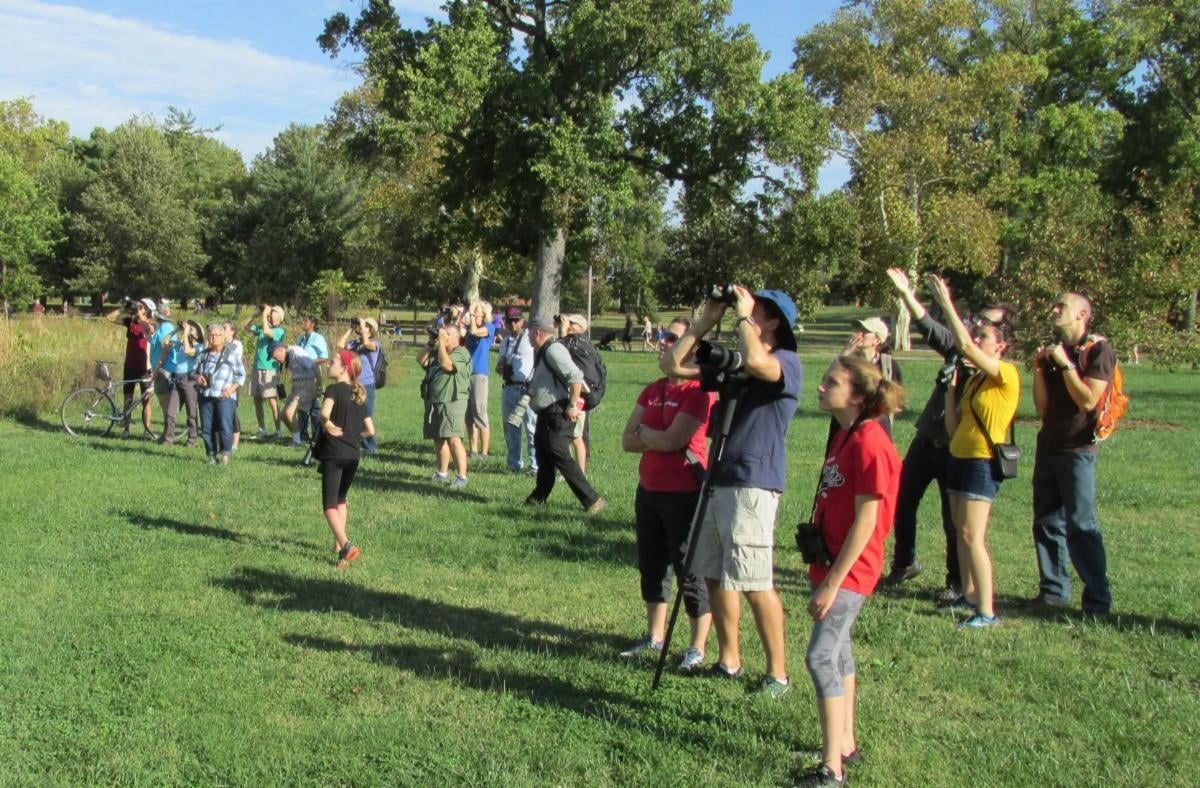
[0,0,359,160]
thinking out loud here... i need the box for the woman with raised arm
[926,274,1020,629]
[797,356,903,788]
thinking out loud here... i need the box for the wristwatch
[735,315,757,329]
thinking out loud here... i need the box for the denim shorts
[946,457,1001,502]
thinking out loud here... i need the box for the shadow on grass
[512,523,639,568]
[13,409,65,435]
[992,593,1199,639]
[80,440,197,461]
[282,633,638,719]
[216,566,628,660]
[353,467,489,502]
[121,511,323,556]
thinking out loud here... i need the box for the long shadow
[122,511,322,556]
[216,566,628,660]
[514,524,639,568]
[992,593,1198,639]
[13,409,65,435]
[283,634,637,718]
[80,441,195,462]
[353,468,489,502]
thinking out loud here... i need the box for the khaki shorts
[690,486,780,592]
[424,400,467,440]
[285,377,319,412]
[467,374,489,429]
[571,409,587,439]
[251,368,279,398]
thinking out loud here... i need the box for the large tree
[320,0,826,320]
[67,120,208,301]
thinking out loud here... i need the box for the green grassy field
[1,317,1197,786]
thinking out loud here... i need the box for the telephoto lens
[694,340,745,373]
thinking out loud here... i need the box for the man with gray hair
[524,317,605,513]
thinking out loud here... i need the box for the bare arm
[638,413,703,453]
[621,404,648,452]
[320,396,341,437]
[944,370,962,436]
[662,300,722,380]
[361,415,376,439]
[809,495,882,620]
[927,274,1003,380]
[886,267,929,321]
[338,328,354,350]
[1032,351,1049,417]
[1048,343,1108,412]
[733,286,781,383]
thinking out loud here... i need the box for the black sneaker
[793,764,846,787]
[883,560,923,586]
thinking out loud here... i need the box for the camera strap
[807,414,867,528]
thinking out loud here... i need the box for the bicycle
[60,360,155,438]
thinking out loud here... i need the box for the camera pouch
[794,521,833,568]
[993,443,1020,480]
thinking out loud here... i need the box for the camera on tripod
[695,339,744,374]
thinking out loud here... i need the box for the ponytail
[352,381,367,406]
[835,355,906,419]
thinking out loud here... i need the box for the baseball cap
[563,313,588,331]
[754,289,798,351]
[268,341,286,356]
[363,317,379,333]
[139,298,157,314]
[505,306,524,320]
[852,317,889,343]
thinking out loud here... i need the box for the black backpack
[560,334,607,410]
[366,345,389,388]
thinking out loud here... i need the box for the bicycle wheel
[61,388,118,438]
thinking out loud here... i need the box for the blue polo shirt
[465,323,496,375]
[710,349,803,493]
[150,321,175,370]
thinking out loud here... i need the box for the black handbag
[967,377,1020,480]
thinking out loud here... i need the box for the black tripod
[651,372,746,691]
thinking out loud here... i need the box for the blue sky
[0,0,847,186]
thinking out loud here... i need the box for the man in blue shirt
[465,300,497,460]
[661,286,803,698]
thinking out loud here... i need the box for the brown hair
[835,355,906,418]
[348,355,366,405]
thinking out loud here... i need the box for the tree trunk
[463,245,484,304]
[1186,288,1197,332]
[1,258,8,321]
[894,296,911,352]
[529,226,566,322]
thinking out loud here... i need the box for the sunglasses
[661,333,680,344]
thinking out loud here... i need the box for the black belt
[503,381,527,387]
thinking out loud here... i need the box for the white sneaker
[430,472,450,483]
[678,647,705,673]
[449,475,469,490]
[254,428,268,439]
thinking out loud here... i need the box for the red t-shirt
[123,317,150,372]
[808,419,901,596]
[636,378,716,492]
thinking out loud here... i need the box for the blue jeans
[501,383,537,471]
[1032,450,1111,612]
[892,433,959,588]
[199,396,236,456]
[361,383,377,454]
[298,381,323,442]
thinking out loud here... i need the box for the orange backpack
[1079,335,1128,442]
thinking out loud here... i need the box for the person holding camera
[524,317,605,513]
[158,319,204,447]
[465,300,497,461]
[497,307,538,474]
[195,322,246,464]
[418,323,472,488]
[106,297,157,439]
[559,314,594,474]
[149,301,177,441]
[314,350,375,569]
[928,274,1020,629]
[882,268,1016,597]
[661,285,802,696]
[619,318,715,671]
[339,316,381,455]
[797,356,903,787]
[1029,293,1114,616]
[246,305,286,440]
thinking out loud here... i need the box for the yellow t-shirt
[949,362,1020,459]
